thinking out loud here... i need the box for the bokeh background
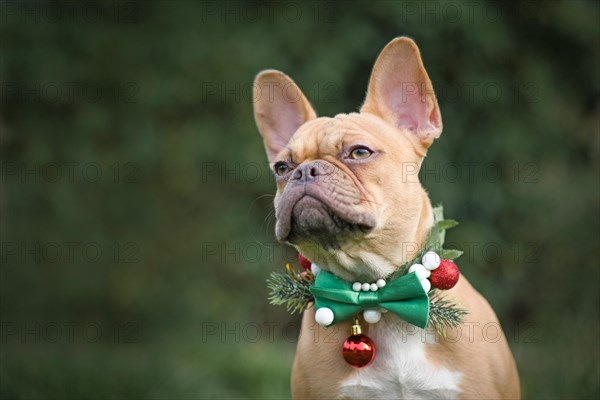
[1,0,599,398]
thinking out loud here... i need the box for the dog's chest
[339,316,462,399]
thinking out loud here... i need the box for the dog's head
[253,38,443,281]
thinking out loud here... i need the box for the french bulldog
[253,37,520,399]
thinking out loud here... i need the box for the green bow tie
[309,270,430,328]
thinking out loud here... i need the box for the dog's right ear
[253,70,316,163]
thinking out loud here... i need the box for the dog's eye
[350,147,373,160]
[273,162,289,176]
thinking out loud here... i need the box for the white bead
[408,264,429,280]
[422,251,441,270]
[352,282,362,292]
[311,263,321,276]
[376,279,386,288]
[370,283,378,292]
[363,309,382,324]
[361,283,371,291]
[315,307,334,326]
[420,278,431,293]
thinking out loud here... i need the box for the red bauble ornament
[429,259,460,290]
[298,253,312,271]
[342,319,376,368]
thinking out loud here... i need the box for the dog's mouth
[275,185,376,249]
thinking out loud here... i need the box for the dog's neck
[408,193,435,262]
[301,193,434,282]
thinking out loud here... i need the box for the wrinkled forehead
[281,113,402,162]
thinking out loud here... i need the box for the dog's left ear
[361,37,442,148]
[253,70,316,163]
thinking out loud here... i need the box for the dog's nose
[291,161,329,183]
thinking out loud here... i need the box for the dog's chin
[283,196,374,250]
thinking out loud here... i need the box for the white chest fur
[339,314,463,399]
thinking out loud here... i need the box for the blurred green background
[1,0,598,398]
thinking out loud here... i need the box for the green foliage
[429,290,470,335]
[1,0,598,399]
[267,265,314,314]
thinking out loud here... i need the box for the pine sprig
[428,289,468,334]
[267,264,313,314]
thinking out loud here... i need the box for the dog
[253,37,520,399]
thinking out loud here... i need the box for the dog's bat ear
[253,70,316,163]
[361,37,442,148]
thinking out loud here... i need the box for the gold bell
[350,317,362,336]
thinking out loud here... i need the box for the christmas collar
[267,205,468,368]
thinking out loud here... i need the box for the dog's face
[254,38,443,281]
